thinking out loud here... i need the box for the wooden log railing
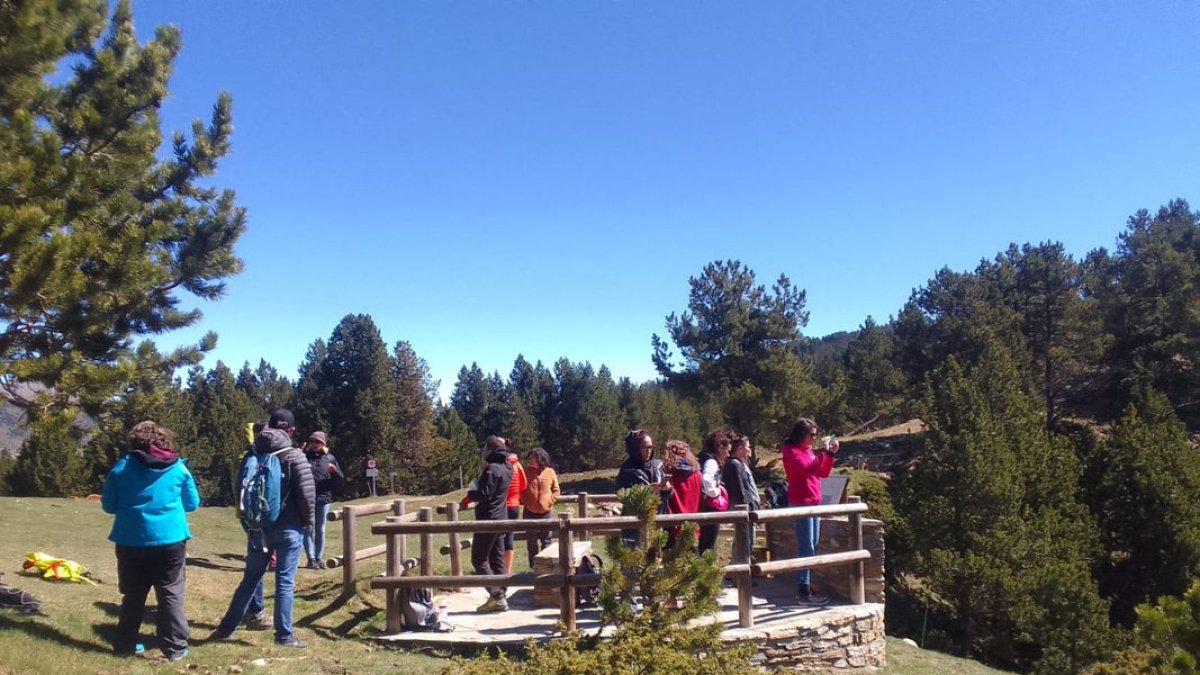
[331,493,618,598]
[369,498,871,632]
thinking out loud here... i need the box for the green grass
[0,495,1008,675]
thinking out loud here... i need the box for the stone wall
[724,603,887,670]
[765,517,886,603]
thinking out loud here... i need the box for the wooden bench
[532,541,593,607]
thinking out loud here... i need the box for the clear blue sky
[128,1,1200,401]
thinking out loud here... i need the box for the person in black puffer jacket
[466,435,513,613]
[212,410,315,648]
[303,431,342,569]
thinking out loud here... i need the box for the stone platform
[374,576,885,670]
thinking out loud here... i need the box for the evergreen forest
[2,2,1200,673]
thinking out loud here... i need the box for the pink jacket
[780,441,833,506]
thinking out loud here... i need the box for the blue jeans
[218,526,304,642]
[303,502,331,563]
[794,516,820,587]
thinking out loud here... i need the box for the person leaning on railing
[780,417,840,607]
[519,448,561,568]
[723,435,760,567]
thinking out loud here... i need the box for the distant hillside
[0,399,27,455]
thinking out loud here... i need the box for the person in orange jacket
[503,442,527,574]
[519,448,560,567]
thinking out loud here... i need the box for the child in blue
[102,420,200,662]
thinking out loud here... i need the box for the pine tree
[235,359,294,412]
[1078,389,1200,625]
[843,316,904,424]
[450,363,491,443]
[392,340,437,478]
[1083,199,1200,424]
[652,260,823,442]
[316,314,401,492]
[895,339,1111,673]
[183,362,259,504]
[421,407,480,494]
[0,0,245,424]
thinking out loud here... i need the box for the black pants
[522,509,553,568]
[471,531,506,599]
[114,541,188,657]
[697,503,720,555]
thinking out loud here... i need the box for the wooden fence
[367,497,871,633]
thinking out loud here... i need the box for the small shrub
[443,486,758,675]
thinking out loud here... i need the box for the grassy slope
[0,494,1006,675]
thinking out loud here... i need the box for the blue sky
[127,1,1200,400]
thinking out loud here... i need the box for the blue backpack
[239,449,287,531]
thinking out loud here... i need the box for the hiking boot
[305,560,321,570]
[164,649,188,662]
[476,597,508,613]
[243,613,273,631]
[114,643,144,657]
[317,559,327,569]
[796,590,829,607]
[277,635,308,648]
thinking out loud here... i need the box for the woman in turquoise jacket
[101,421,200,662]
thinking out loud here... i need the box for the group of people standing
[100,408,341,662]
[463,436,562,613]
[615,416,839,606]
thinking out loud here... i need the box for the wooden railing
[368,497,871,632]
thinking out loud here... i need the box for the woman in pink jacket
[780,417,839,606]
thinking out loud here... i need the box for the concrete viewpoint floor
[373,575,883,649]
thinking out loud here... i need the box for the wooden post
[419,506,434,577]
[385,515,401,632]
[734,505,753,628]
[558,512,576,631]
[848,495,865,605]
[341,505,357,598]
[447,502,464,585]
[578,492,589,540]
[393,500,407,561]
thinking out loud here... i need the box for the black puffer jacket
[255,428,316,529]
[307,452,343,505]
[467,448,512,521]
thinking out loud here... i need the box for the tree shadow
[295,588,382,639]
[0,614,110,654]
[217,553,247,563]
[186,557,242,572]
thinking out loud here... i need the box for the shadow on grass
[295,584,382,640]
[186,556,243,572]
[0,614,110,654]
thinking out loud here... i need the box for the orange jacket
[520,466,560,514]
[506,454,527,508]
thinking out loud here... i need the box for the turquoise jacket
[102,447,200,547]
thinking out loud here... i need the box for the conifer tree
[392,340,438,475]
[843,316,904,424]
[1084,199,1200,424]
[235,360,294,412]
[0,0,245,423]
[182,362,259,503]
[895,339,1111,673]
[1078,389,1200,625]
[450,363,491,443]
[652,260,823,443]
[421,407,481,494]
[0,0,245,494]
